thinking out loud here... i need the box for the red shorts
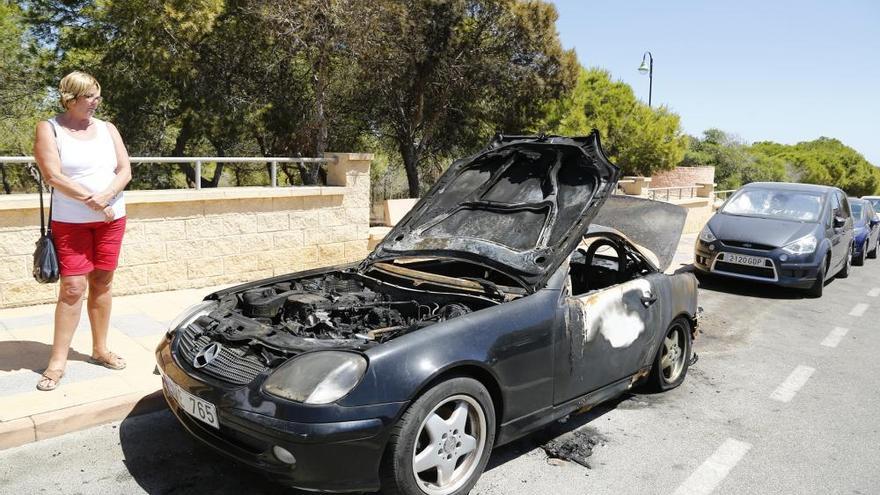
[51,217,127,276]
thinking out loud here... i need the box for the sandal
[37,369,65,391]
[89,351,127,370]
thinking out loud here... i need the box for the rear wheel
[647,317,693,392]
[381,377,495,495]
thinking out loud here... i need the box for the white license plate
[722,253,767,267]
[163,375,219,429]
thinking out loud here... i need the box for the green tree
[351,0,578,197]
[752,138,879,196]
[0,0,51,193]
[538,67,687,176]
[682,129,787,190]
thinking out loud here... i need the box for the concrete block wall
[650,166,715,189]
[0,153,372,308]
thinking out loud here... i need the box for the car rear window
[851,203,863,219]
[722,189,823,222]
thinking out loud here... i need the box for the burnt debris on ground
[541,427,608,468]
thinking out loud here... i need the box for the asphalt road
[2,260,879,495]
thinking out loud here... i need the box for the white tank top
[48,117,126,223]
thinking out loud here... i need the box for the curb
[0,388,167,451]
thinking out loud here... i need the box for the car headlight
[781,234,817,255]
[699,224,716,243]
[166,300,219,337]
[263,351,368,404]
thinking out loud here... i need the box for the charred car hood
[366,131,620,291]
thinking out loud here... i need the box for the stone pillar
[697,182,716,198]
[324,152,374,261]
[620,176,652,196]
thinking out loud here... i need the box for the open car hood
[365,131,620,291]
[590,195,687,272]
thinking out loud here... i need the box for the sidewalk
[0,234,698,450]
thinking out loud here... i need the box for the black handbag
[33,170,60,283]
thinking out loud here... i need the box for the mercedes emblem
[193,342,222,368]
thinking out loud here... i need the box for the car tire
[854,241,867,266]
[869,240,878,259]
[807,257,827,298]
[838,245,852,278]
[380,377,496,495]
[647,317,693,392]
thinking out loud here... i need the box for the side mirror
[871,217,880,228]
[833,216,846,229]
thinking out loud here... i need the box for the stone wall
[0,153,371,308]
[649,166,715,189]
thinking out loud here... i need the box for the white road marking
[821,327,850,348]
[672,438,752,495]
[868,288,880,297]
[770,365,815,403]
[849,303,869,317]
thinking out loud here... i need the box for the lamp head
[638,54,650,74]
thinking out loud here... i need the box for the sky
[550,0,880,165]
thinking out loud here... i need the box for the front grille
[714,261,776,279]
[720,240,775,251]
[175,326,267,385]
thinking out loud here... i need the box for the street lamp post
[637,51,653,107]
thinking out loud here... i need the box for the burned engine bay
[185,265,508,364]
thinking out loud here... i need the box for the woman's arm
[86,121,132,210]
[32,121,93,201]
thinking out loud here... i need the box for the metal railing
[0,156,335,190]
[714,189,737,202]
[645,185,700,201]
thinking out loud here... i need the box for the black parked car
[694,182,854,297]
[157,132,699,494]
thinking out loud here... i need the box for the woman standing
[33,71,132,391]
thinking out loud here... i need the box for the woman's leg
[87,269,118,361]
[41,275,88,381]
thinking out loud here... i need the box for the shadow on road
[484,392,641,472]
[692,271,829,300]
[118,406,309,495]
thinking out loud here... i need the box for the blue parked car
[849,198,879,265]
[695,182,854,298]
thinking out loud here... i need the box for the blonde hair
[58,71,101,110]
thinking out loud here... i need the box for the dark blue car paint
[157,257,698,492]
[695,183,854,289]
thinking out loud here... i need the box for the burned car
[156,132,698,495]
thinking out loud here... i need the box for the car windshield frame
[721,188,824,222]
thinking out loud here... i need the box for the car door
[553,272,669,405]
[827,192,846,268]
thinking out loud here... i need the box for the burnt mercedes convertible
[157,132,699,495]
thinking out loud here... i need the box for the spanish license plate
[163,375,219,429]
[722,253,767,267]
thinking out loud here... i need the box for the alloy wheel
[660,323,687,383]
[412,394,487,495]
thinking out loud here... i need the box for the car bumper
[693,240,821,289]
[156,338,406,492]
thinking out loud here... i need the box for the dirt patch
[541,427,608,468]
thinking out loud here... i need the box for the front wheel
[381,377,496,495]
[838,245,852,278]
[869,239,878,259]
[854,241,867,266]
[647,317,693,391]
[807,257,826,298]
